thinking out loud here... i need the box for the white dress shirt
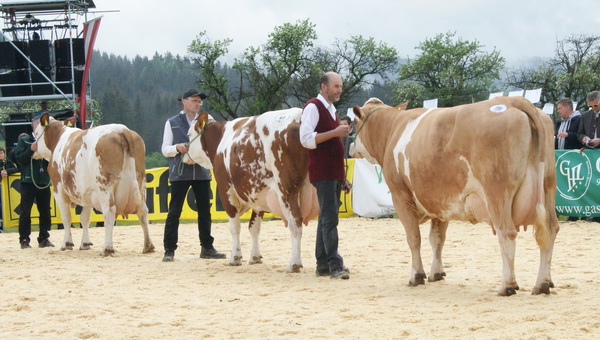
[161,111,197,157]
[300,94,337,149]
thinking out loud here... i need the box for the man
[300,72,351,279]
[13,115,54,248]
[555,98,582,150]
[577,91,600,148]
[339,115,355,158]
[0,146,18,232]
[161,89,225,262]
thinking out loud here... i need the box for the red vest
[303,98,345,183]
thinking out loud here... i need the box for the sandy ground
[0,217,599,339]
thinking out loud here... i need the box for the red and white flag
[78,16,102,129]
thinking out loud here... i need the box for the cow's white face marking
[490,104,507,114]
[393,108,435,181]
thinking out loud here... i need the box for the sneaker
[38,239,55,248]
[162,251,175,262]
[200,247,226,259]
[20,241,31,249]
[330,267,350,280]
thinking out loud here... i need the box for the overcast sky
[92,0,598,65]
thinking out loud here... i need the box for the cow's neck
[45,124,67,153]
[200,121,226,163]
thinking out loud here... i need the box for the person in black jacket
[555,97,582,150]
[13,116,54,249]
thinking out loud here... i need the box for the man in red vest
[300,71,351,279]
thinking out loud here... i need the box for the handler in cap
[160,89,225,262]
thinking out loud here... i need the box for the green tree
[392,31,505,108]
[505,34,600,112]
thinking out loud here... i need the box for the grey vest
[167,113,211,182]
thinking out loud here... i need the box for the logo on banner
[556,151,592,200]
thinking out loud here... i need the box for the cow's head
[349,98,385,164]
[185,112,213,169]
[32,113,55,160]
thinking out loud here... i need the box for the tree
[392,31,505,108]
[505,34,600,111]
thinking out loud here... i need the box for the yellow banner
[1,160,354,228]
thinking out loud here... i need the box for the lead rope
[30,120,60,190]
[176,120,214,177]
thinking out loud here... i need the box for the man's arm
[161,120,179,157]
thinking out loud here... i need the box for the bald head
[319,72,343,104]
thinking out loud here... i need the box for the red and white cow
[185,108,319,272]
[350,96,559,295]
[33,114,155,255]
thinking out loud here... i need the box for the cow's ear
[195,112,208,131]
[352,105,363,120]
[40,113,50,126]
[63,116,77,127]
[396,101,409,111]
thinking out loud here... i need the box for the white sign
[352,159,395,218]
[488,91,503,99]
[542,103,554,115]
[423,98,438,109]
[524,88,542,103]
[346,107,355,121]
[508,90,524,97]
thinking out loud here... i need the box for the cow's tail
[121,129,147,201]
[510,97,551,248]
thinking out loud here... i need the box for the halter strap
[355,106,385,137]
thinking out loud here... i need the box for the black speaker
[31,68,53,95]
[55,67,83,95]
[29,39,51,68]
[54,38,85,67]
[0,41,28,69]
[0,70,31,97]
[3,114,32,150]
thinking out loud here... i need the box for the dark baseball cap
[179,89,207,101]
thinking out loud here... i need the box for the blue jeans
[313,179,344,271]
[163,180,213,252]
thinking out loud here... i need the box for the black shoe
[200,247,226,259]
[38,239,55,248]
[162,251,175,262]
[330,267,350,280]
[315,265,330,277]
[20,241,31,249]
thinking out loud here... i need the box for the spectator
[577,91,600,148]
[0,147,19,232]
[339,115,355,158]
[13,115,54,249]
[160,89,225,262]
[300,72,351,280]
[555,98,582,150]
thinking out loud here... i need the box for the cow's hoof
[286,264,303,273]
[409,273,427,286]
[428,272,446,282]
[531,282,553,295]
[79,242,93,250]
[61,242,74,251]
[143,244,156,254]
[229,256,243,266]
[101,248,115,256]
[249,256,263,264]
[499,286,519,296]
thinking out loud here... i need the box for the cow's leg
[54,195,74,251]
[285,216,303,273]
[79,206,93,250]
[100,206,117,256]
[136,204,155,254]
[393,195,426,286]
[228,216,243,266]
[248,211,263,264]
[532,213,559,295]
[428,218,448,282]
[495,227,519,296]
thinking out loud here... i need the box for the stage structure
[0,0,99,150]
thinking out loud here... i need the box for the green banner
[555,149,600,217]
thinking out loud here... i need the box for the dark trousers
[313,179,344,271]
[163,180,213,252]
[18,182,51,243]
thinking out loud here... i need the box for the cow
[350,96,559,296]
[184,108,319,272]
[33,113,155,256]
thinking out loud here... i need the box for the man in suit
[555,97,582,150]
[577,91,600,148]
